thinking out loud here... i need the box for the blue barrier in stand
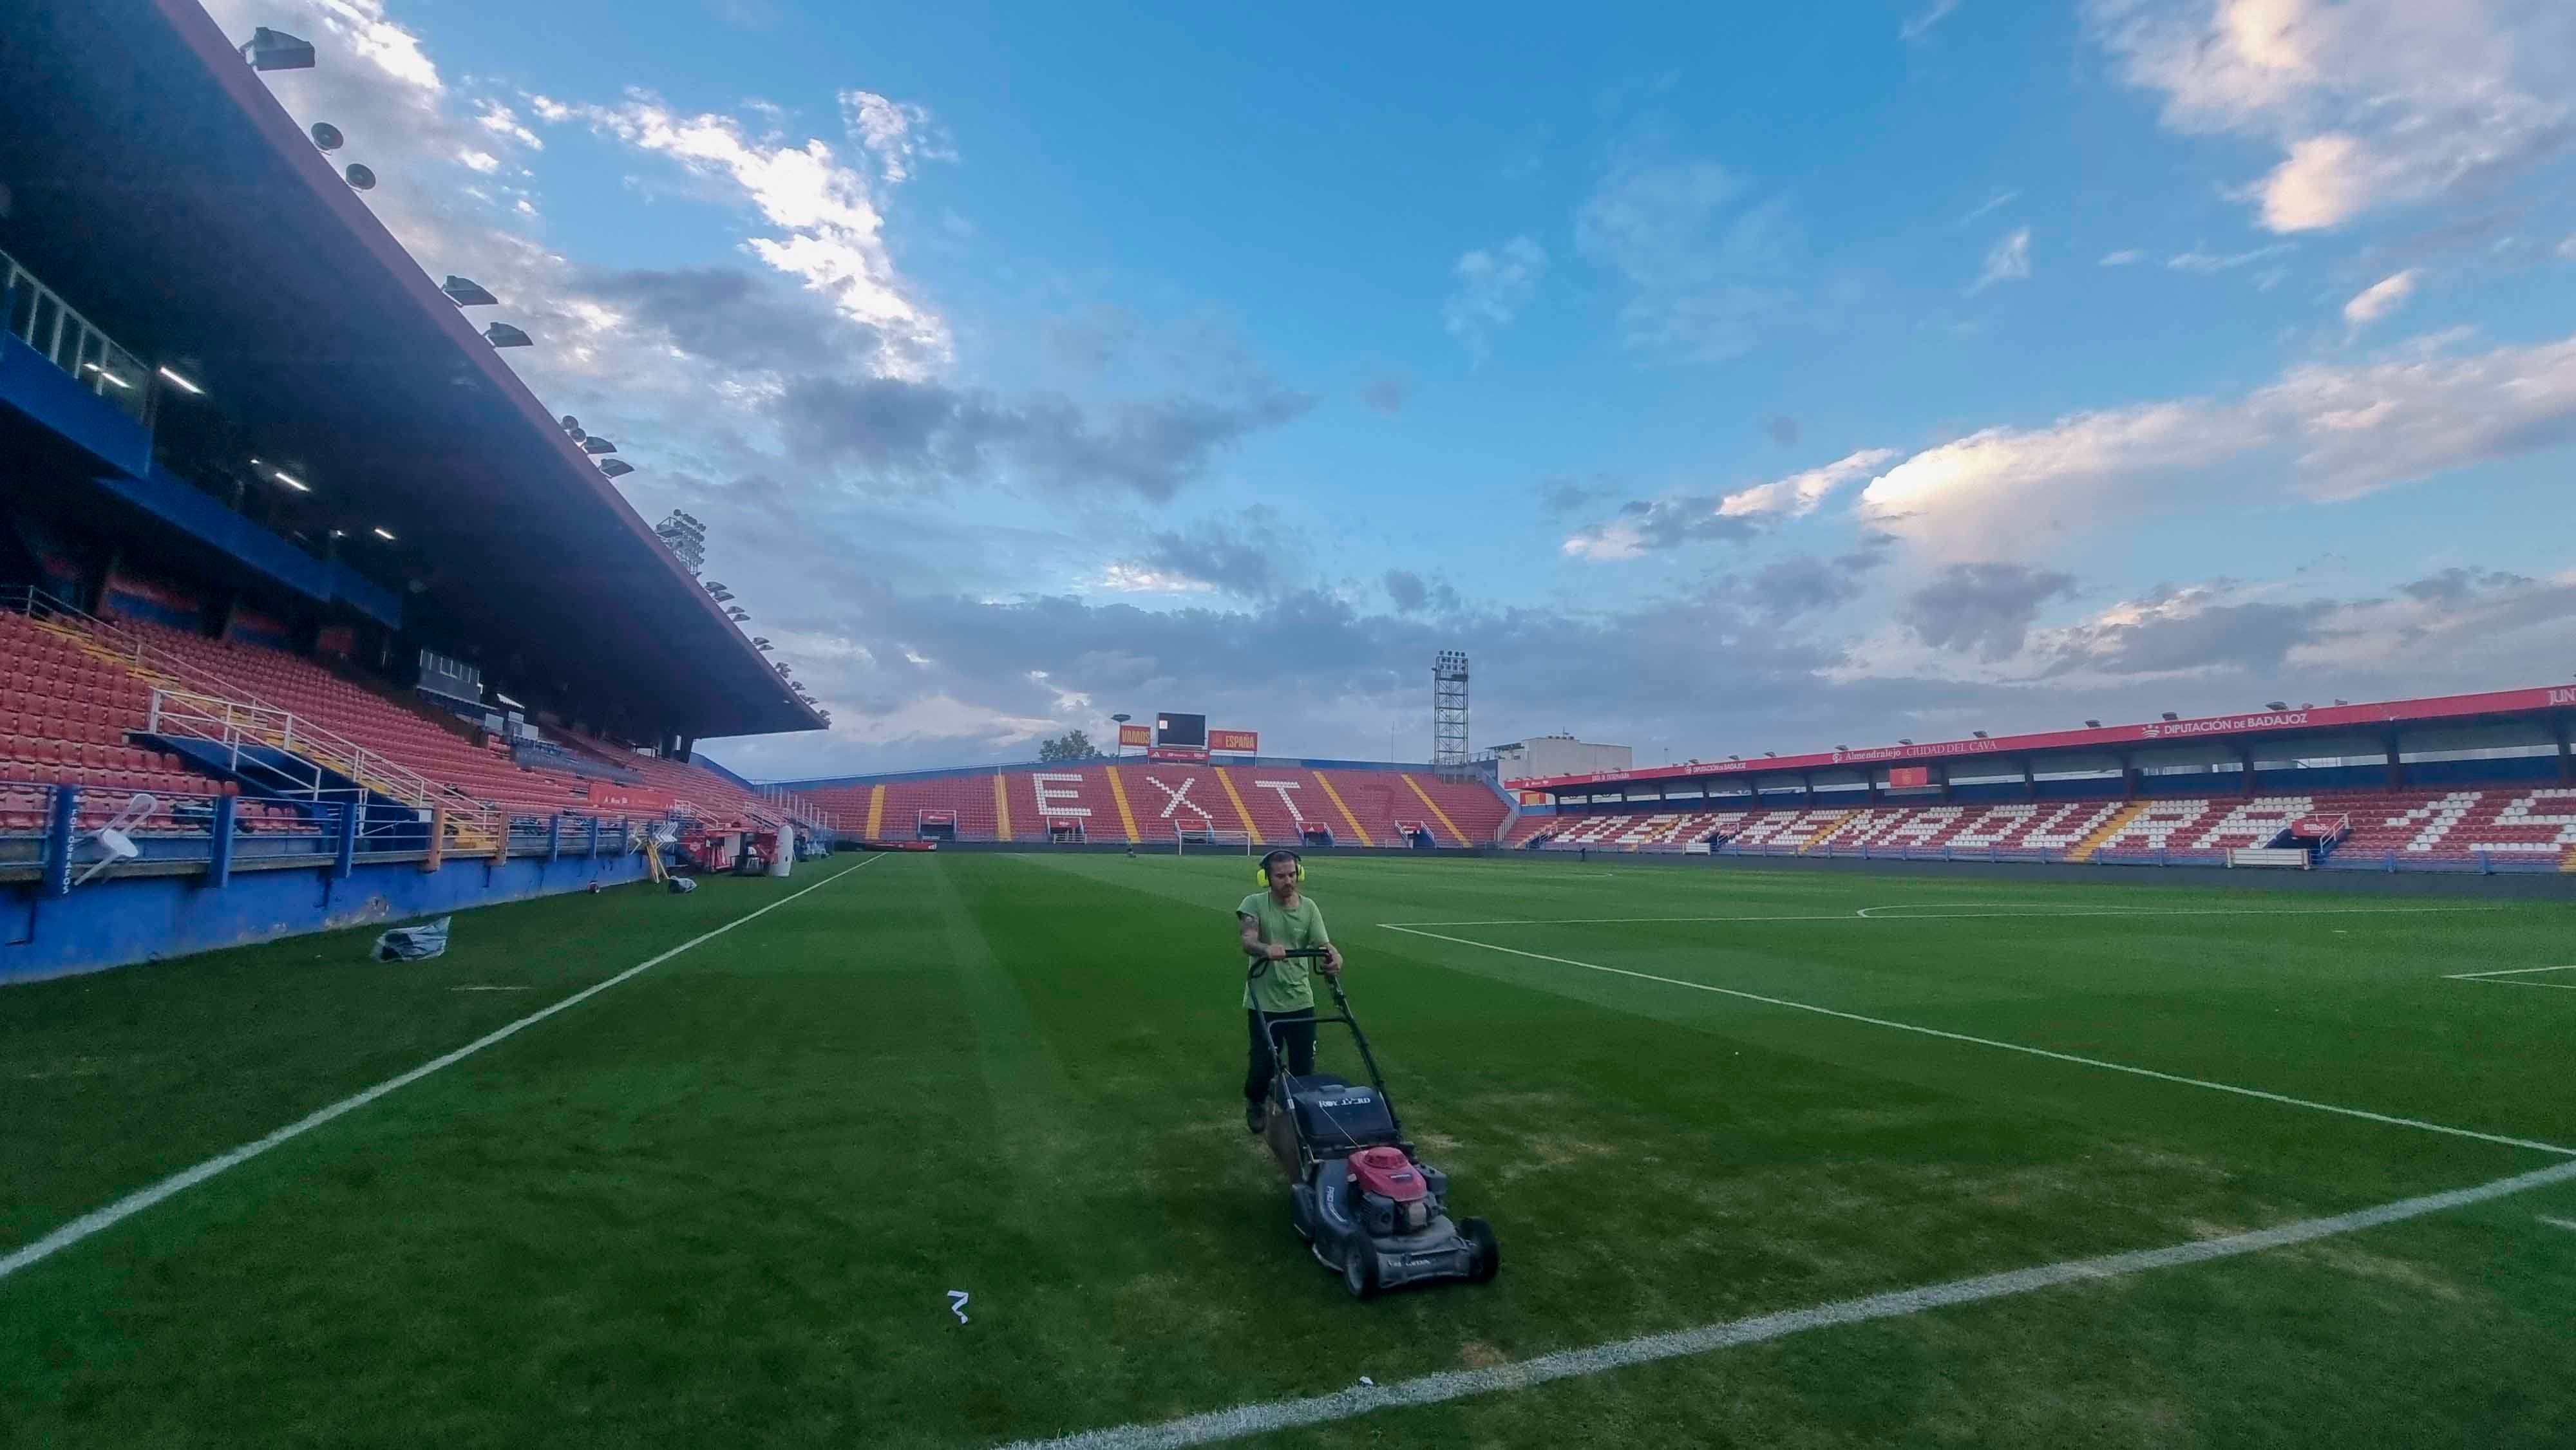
[43,784,77,899]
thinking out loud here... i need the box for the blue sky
[212,0,2576,774]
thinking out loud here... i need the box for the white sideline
[1388,905,2499,928]
[2543,1216,2576,1232]
[2443,964,2576,992]
[995,1157,2576,1450]
[0,854,883,1284]
[1378,923,2576,1158]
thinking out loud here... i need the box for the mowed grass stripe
[1381,923,2576,1160]
[0,856,880,1284]
[995,1156,2576,1450]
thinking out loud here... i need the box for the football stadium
[6,3,2575,1447]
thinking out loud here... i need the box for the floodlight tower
[1432,650,1470,777]
[654,510,706,574]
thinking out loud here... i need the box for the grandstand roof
[1513,684,2576,792]
[0,0,820,739]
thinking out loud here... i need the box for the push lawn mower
[1252,950,1499,1299]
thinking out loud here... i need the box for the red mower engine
[1346,1146,1444,1236]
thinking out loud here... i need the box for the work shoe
[1245,1100,1266,1135]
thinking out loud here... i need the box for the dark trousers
[1245,1007,1316,1103]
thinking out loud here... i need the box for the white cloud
[2165,241,2294,272]
[839,89,954,185]
[1442,236,1546,361]
[1857,327,2576,554]
[474,99,542,151]
[1960,189,2019,225]
[1574,156,1801,362]
[1092,562,1217,594]
[457,147,501,174]
[1902,0,1962,42]
[2099,249,2148,266]
[2088,0,2576,234]
[547,96,949,370]
[1718,449,1899,519]
[1967,226,2031,294]
[2341,269,2420,330]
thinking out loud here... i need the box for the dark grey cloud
[1905,562,2079,662]
[2398,566,2537,606]
[1382,569,1461,615]
[1733,553,1867,623]
[1562,494,1763,558]
[1043,308,1138,374]
[773,377,1314,502]
[2047,595,2336,677]
[1765,414,1800,446]
[1538,476,1616,517]
[1136,509,1291,598]
[576,265,867,375]
[1361,378,1408,414]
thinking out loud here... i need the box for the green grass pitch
[5,851,2574,1447]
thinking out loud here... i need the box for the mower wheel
[1462,1217,1501,1283]
[1341,1246,1379,1301]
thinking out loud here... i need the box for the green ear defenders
[1255,848,1305,886]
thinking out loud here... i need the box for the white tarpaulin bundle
[372,917,452,961]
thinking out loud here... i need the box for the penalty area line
[0,854,884,1285]
[1377,924,2576,1160]
[995,1156,2576,1450]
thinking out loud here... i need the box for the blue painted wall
[2,848,649,986]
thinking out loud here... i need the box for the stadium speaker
[310,122,344,152]
[343,164,377,191]
[240,27,316,71]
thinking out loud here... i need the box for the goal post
[1173,827,1253,856]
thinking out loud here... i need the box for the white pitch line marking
[0,855,884,1284]
[1378,923,2576,1158]
[2443,964,2576,980]
[994,1157,2576,1450]
[2541,1216,2576,1233]
[1387,905,2499,928]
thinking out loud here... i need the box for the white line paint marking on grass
[995,1156,2576,1450]
[2444,964,2576,980]
[1379,924,2576,1159]
[0,855,885,1285]
[2541,1216,2576,1232]
[1387,905,2499,928]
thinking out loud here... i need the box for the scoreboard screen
[1154,712,1207,748]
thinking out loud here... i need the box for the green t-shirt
[1238,890,1331,1012]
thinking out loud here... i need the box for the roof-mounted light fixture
[484,323,531,348]
[582,436,616,454]
[1972,730,1990,739]
[2266,701,2289,711]
[239,27,315,71]
[156,365,204,395]
[271,468,311,493]
[598,458,634,478]
[371,526,397,541]
[442,275,498,306]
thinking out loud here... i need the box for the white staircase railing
[145,688,494,842]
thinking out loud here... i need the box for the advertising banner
[1117,723,1152,748]
[1209,728,1258,753]
[1147,746,1209,763]
[587,787,675,814]
[1886,766,1932,789]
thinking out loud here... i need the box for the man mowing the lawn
[1238,848,1343,1133]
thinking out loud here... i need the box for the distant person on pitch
[1236,849,1342,1134]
